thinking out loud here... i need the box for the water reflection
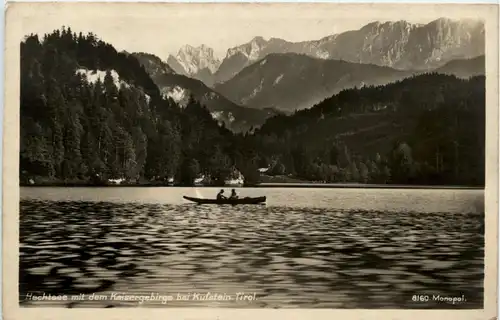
[20,200,484,308]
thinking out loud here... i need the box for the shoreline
[257,183,484,190]
[19,182,484,190]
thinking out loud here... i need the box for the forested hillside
[20,28,252,186]
[251,74,485,186]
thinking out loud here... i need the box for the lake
[19,187,484,308]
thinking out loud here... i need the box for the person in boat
[216,189,227,200]
[229,189,239,199]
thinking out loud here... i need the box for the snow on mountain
[210,111,236,127]
[161,86,188,105]
[76,68,153,107]
[241,79,264,104]
[211,111,224,122]
[75,68,130,89]
[273,74,284,86]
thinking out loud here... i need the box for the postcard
[3,2,498,320]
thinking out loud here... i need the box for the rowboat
[183,196,266,205]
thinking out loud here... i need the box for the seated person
[216,189,226,200]
[229,189,239,199]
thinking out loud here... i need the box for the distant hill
[215,53,410,112]
[433,55,485,78]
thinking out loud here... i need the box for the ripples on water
[19,199,484,309]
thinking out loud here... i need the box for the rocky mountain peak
[169,44,221,76]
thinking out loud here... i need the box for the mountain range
[168,18,484,87]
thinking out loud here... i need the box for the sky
[13,2,486,60]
